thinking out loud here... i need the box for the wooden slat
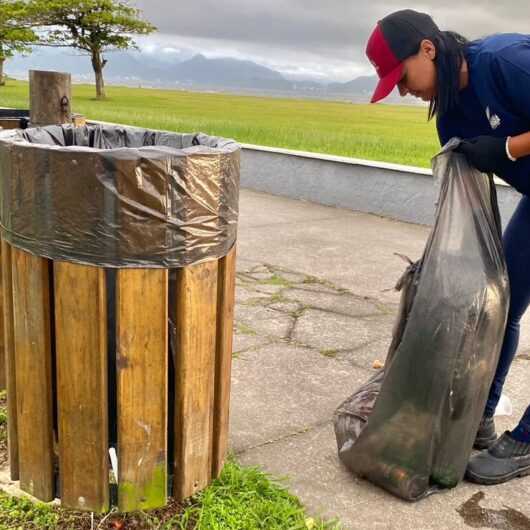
[11,247,54,501]
[212,246,237,478]
[54,261,109,512]
[0,242,5,392]
[173,260,218,501]
[116,268,168,512]
[2,241,18,479]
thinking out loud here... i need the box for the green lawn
[0,79,439,167]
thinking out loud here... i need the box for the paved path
[229,189,530,530]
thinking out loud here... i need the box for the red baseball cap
[366,10,440,103]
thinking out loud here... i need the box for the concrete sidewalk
[229,189,530,530]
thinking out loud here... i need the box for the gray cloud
[131,1,530,81]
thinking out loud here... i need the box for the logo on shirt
[486,106,501,130]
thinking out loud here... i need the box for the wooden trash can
[0,124,240,513]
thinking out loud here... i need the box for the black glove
[455,136,511,175]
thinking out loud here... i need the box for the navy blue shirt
[437,33,530,196]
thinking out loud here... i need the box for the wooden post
[11,247,55,501]
[173,260,218,501]
[0,245,5,391]
[1,241,18,480]
[212,246,237,478]
[29,70,71,127]
[54,262,109,512]
[116,269,168,512]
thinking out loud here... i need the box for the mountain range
[5,47,416,104]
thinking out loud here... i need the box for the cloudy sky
[130,1,530,82]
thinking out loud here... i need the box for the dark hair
[427,31,469,120]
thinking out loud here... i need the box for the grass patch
[269,292,289,304]
[259,274,292,288]
[301,276,347,293]
[0,494,59,529]
[301,276,325,286]
[178,458,340,530]
[236,322,258,336]
[0,79,438,167]
[320,349,339,359]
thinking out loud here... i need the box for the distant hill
[172,54,291,89]
[327,75,377,94]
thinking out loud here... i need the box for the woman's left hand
[455,136,511,174]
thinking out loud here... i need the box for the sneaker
[466,431,530,485]
[473,416,497,450]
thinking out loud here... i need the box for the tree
[30,0,156,99]
[0,1,37,86]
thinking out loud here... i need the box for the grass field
[0,79,439,167]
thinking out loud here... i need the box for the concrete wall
[240,143,522,228]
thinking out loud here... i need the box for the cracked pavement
[229,189,530,530]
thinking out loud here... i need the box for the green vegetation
[236,322,258,336]
[0,494,59,529]
[176,459,339,530]
[118,463,167,513]
[0,459,338,529]
[0,1,37,85]
[0,79,439,167]
[320,349,339,359]
[260,274,292,287]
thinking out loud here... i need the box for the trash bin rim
[0,124,240,157]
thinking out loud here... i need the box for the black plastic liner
[0,123,240,268]
[334,140,510,501]
[0,109,30,118]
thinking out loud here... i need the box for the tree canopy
[29,0,157,98]
[31,0,156,53]
[0,1,37,84]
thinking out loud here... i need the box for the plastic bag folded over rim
[0,123,240,268]
[334,138,510,501]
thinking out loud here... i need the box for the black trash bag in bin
[0,123,239,268]
[334,141,510,501]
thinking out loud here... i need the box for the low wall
[240,144,522,228]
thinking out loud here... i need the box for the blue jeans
[484,196,530,429]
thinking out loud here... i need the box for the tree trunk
[0,58,5,86]
[91,50,106,100]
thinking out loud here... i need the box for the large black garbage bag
[334,142,510,501]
